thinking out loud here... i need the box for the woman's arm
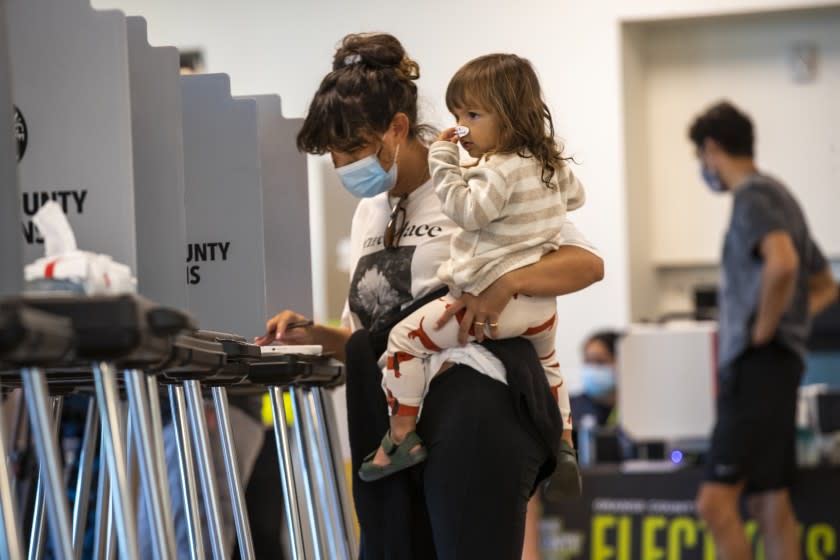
[437,244,604,343]
[503,244,604,297]
[254,310,352,362]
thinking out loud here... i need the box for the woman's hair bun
[333,32,419,80]
[298,32,430,154]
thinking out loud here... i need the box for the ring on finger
[488,322,499,328]
[474,320,486,327]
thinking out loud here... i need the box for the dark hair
[445,53,570,189]
[584,330,622,358]
[296,33,431,155]
[688,101,754,157]
[179,49,204,72]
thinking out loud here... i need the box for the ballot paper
[260,345,323,356]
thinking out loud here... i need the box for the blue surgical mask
[581,364,616,399]
[701,165,726,193]
[336,140,399,198]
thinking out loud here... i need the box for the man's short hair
[688,101,754,157]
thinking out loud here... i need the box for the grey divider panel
[249,95,313,320]
[244,96,316,558]
[126,16,188,309]
[7,0,137,270]
[181,74,266,337]
[0,2,22,296]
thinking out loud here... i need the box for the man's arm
[809,267,839,317]
[752,230,799,345]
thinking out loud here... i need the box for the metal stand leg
[104,494,117,560]
[269,386,306,560]
[298,388,340,559]
[169,384,206,560]
[92,361,139,560]
[288,387,323,559]
[21,370,72,560]
[72,397,99,560]
[146,375,176,547]
[183,380,226,560]
[92,434,109,560]
[211,386,255,560]
[0,391,24,560]
[125,404,138,520]
[27,468,47,560]
[317,388,358,558]
[125,369,177,560]
[26,397,64,560]
[10,390,32,519]
[305,388,353,560]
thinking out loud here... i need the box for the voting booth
[180,76,313,336]
[0,1,21,297]
[0,1,353,559]
[126,15,189,310]
[6,0,188,310]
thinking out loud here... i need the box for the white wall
[623,6,840,318]
[623,25,660,322]
[642,7,840,265]
[91,0,840,389]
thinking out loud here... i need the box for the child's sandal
[543,439,582,501]
[358,431,427,482]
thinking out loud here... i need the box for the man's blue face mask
[701,164,726,193]
[336,139,399,198]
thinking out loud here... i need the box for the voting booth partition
[0,1,21,298]
[0,1,353,559]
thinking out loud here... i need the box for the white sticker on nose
[455,126,470,138]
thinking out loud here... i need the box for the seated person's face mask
[581,364,616,399]
[336,137,400,198]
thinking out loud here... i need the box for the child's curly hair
[445,53,570,189]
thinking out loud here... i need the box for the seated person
[571,330,620,429]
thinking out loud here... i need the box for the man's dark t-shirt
[718,173,827,367]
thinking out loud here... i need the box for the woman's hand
[434,246,603,345]
[437,127,459,144]
[435,275,516,344]
[254,310,315,346]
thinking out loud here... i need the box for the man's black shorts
[705,341,804,492]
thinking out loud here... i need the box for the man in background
[689,101,838,560]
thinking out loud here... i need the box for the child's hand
[437,127,460,144]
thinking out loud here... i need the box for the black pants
[706,341,804,492]
[347,339,546,560]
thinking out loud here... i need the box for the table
[541,464,840,559]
